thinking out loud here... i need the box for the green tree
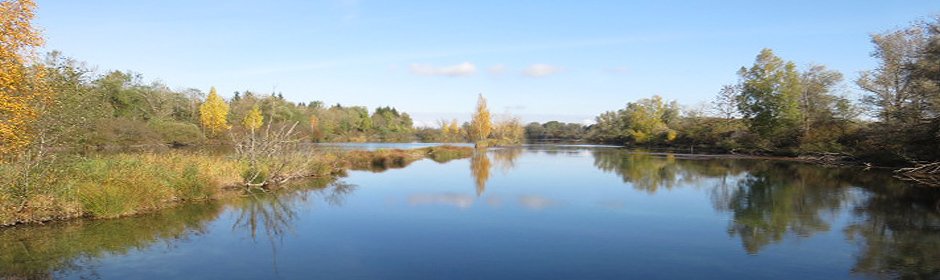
[796,64,855,151]
[856,18,940,161]
[736,48,803,147]
[856,25,928,124]
[713,84,739,120]
[34,52,109,152]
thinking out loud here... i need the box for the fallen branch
[895,162,940,187]
[896,162,940,174]
[798,152,857,166]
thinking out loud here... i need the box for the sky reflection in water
[1,145,938,279]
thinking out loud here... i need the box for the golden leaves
[469,94,491,142]
[199,87,230,136]
[242,105,263,131]
[0,0,49,158]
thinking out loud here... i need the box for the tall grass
[68,153,242,218]
[0,145,473,226]
[1,152,242,225]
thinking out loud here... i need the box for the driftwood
[797,152,857,166]
[894,162,940,187]
[233,121,304,191]
[896,162,940,174]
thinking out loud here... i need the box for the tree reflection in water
[470,149,491,196]
[0,178,357,279]
[491,147,523,174]
[714,161,849,254]
[0,148,938,278]
[469,147,523,196]
[231,179,357,270]
[590,149,940,278]
[0,202,223,279]
[844,184,940,278]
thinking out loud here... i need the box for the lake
[2,145,939,279]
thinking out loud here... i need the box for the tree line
[2,54,424,159]
[1,0,937,166]
[0,0,523,160]
[527,17,939,165]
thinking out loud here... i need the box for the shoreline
[0,145,474,228]
[4,143,933,228]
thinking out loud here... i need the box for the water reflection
[714,162,849,254]
[469,147,523,196]
[0,179,357,279]
[408,193,475,209]
[1,147,939,279]
[518,195,559,210]
[593,151,682,193]
[233,179,356,242]
[231,179,356,272]
[491,147,523,173]
[470,149,491,196]
[590,149,940,278]
[0,203,222,279]
[844,184,940,278]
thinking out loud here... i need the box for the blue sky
[34,1,940,125]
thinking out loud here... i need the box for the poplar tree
[242,105,263,131]
[469,94,492,142]
[199,87,230,136]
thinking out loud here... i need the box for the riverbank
[0,146,473,227]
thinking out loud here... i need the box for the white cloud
[523,64,562,77]
[518,195,558,210]
[408,193,475,209]
[410,62,476,77]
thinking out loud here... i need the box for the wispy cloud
[410,62,477,77]
[523,64,562,77]
[518,195,559,210]
[408,193,476,209]
[488,64,507,76]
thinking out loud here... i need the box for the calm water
[2,145,939,279]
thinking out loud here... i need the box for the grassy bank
[0,146,473,227]
[344,145,474,171]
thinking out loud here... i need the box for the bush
[150,121,206,146]
[86,118,163,149]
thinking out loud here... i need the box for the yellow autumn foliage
[242,105,263,130]
[0,0,50,158]
[448,119,460,139]
[469,94,492,142]
[199,87,230,136]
